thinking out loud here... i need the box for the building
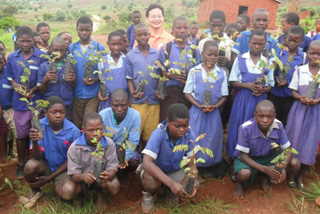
[198,0,282,29]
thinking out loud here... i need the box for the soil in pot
[278,71,287,85]
[117,146,126,167]
[84,61,94,80]
[93,158,106,184]
[136,80,145,93]
[49,62,58,84]
[64,60,73,80]
[271,165,283,184]
[184,173,196,196]
[157,80,167,100]
[306,81,319,100]
[100,84,108,99]
[31,119,43,139]
[21,80,30,94]
[203,89,212,106]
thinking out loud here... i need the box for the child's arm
[38,66,56,94]
[29,128,44,160]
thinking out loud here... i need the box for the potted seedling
[16,61,32,96]
[115,127,137,167]
[83,47,107,81]
[173,134,213,196]
[63,53,77,81]
[306,73,320,100]
[91,134,105,184]
[40,52,62,84]
[149,67,169,100]
[136,71,149,93]
[254,58,274,90]
[19,98,49,138]
[93,67,113,100]
[270,142,298,184]
[203,70,218,107]
[271,48,293,85]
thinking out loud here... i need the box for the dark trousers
[268,93,294,127]
[73,97,99,129]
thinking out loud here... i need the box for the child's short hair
[238,14,250,25]
[190,21,198,26]
[116,29,126,36]
[132,10,141,16]
[0,40,6,50]
[46,96,66,110]
[209,10,226,24]
[17,26,34,40]
[134,23,148,33]
[83,112,103,127]
[167,103,189,122]
[226,23,240,32]
[282,12,300,25]
[36,22,50,32]
[173,16,188,27]
[203,40,218,52]
[309,40,320,50]
[249,29,267,41]
[146,4,164,17]
[253,8,269,18]
[287,25,304,38]
[108,30,124,42]
[33,31,40,37]
[50,36,65,46]
[76,16,93,28]
[57,31,71,37]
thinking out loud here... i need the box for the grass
[299,174,320,201]
[288,195,310,214]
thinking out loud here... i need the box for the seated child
[67,112,120,210]
[21,96,80,208]
[236,14,250,33]
[141,103,198,213]
[233,100,300,198]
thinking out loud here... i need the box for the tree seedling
[64,53,77,81]
[306,73,320,100]
[93,66,113,100]
[40,52,62,84]
[136,71,149,93]
[253,58,274,91]
[148,61,169,99]
[271,48,293,85]
[16,61,33,95]
[116,127,137,167]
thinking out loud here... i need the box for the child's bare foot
[261,176,272,192]
[234,182,244,199]
[97,193,107,212]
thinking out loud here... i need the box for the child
[21,96,80,208]
[127,10,141,50]
[236,14,250,32]
[269,26,307,126]
[184,40,228,168]
[69,16,105,129]
[67,112,120,210]
[307,18,320,38]
[125,23,161,147]
[6,26,47,178]
[57,31,72,51]
[160,16,201,121]
[38,37,76,121]
[117,29,130,55]
[33,32,44,50]
[227,29,275,159]
[36,22,51,50]
[233,100,300,198]
[98,31,127,110]
[141,103,198,213]
[285,40,320,189]
[226,23,240,41]
[188,21,199,45]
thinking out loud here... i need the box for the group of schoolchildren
[0,3,320,213]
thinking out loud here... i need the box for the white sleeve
[221,70,229,96]
[229,57,241,82]
[183,69,196,93]
[289,69,299,91]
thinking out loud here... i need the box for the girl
[286,40,320,189]
[226,29,275,159]
[98,31,128,111]
[57,31,72,51]
[184,40,228,167]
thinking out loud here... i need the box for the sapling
[115,127,137,167]
[173,133,213,196]
[306,73,320,100]
[170,47,197,79]
[63,53,77,81]
[19,97,50,138]
[271,48,293,85]
[203,69,218,106]
[93,66,113,100]
[40,52,62,84]
[148,61,169,99]
[210,32,239,59]
[16,61,33,95]
[136,71,149,93]
[253,58,274,91]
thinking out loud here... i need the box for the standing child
[36,22,51,50]
[57,31,72,51]
[160,16,201,121]
[6,26,46,178]
[184,40,228,168]
[188,21,199,45]
[285,40,320,188]
[38,37,76,121]
[127,10,141,50]
[33,32,44,50]
[125,23,161,148]
[227,29,275,159]
[98,31,127,110]
[236,14,250,33]
[117,29,130,55]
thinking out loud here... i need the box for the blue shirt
[160,40,201,88]
[6,47,47,110]
[0,67,13,110]
[99,107,141,161]
[127,24,135,50]
[37,61,74,106]
[278,34,311,52]
[68,39,105,99]
[142,121,196,173]
[125,46,161,105]
[30,117,80,172]
[313,34,320,41]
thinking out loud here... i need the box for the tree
[101,5,106,10]
[43,12,54,21]
[288,0,299,13]
[1,5,18,16]
[0,16,20,30]
[55,10,66,22]
[103,15,111,23]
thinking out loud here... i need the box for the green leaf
[4,178,13,190]
[199,147,214,158]
[179,158,190,168]
[196,158,206,163]
[184,167,191,173]
[173,144,189,152]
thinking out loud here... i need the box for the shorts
[14,110,32,139]
[42,160,71,186]
[3,108,16,141]
[140,167,186,184]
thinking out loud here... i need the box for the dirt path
[91,14,101,33]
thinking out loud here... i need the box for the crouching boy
[67,112,120,210]
[140,103,198,213]
[233,100,300,198]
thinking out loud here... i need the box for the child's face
[0,43,6,57]
[285,33,303,53]
[252,12,269,30]
[254,107,275,132]
[50,42,66,58]
[316,20,320,31]
[249,35,266,56]
[226,27,237,38]
[132,13,141,25]
[0,56,5,71]
[38,27,51,43]
[83,119,104,144]
[135,27,150,46]
[110,97,129,121]
[167,117,189,139]
[123,35,130,49]
[202,45,219,65]
[77,23,93,42]
[281,18,293,33]
[173,20,189,40]
[307,44,320,66]
[108,36,123,56]
[60,33,72,50]
[46,104,66,129]
[236,17,248,32]
[209,18,225,37]
[18,35,34,53]
[189,24,198,37]
[146,8,164,30]
[34,36,43,48]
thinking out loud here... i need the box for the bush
[1,5,18,16]
[101,5,106,10]
[43,12,54,21]
[0,16,20,30]
[55,10,66,22]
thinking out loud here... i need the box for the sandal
[24,191,44,209]
[296,182,304,190]
[287,180,296,188]
[230,175,237,183]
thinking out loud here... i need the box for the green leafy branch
[19,98,49,120]
[311,73,320,83]
[270,142,299,166]
[17,61,31,83]
[40,52,61,63]
[137,71,149,85]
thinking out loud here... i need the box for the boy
[36,22,51,50]
[38,37,76,121]
[236,14,250,32]
[160,16,201,122]
[6,26,47,178]
[67,112,120,210]
[33,32,44,50]
[69,16,105,128]
[188,21,199,45]
[269,26,307,126]
[233,100,300,198]
[127,10,141,50]
[141,103,198,213]
[125,23,161,148]
[226,23,240,41]
[21,96,80,208]
[307,19,320,38]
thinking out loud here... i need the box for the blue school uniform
[278,34,312,52]
[159,40,201,88]
[98,53,128,110]
[30,117,80,172]
[184,64,228,167]
[226,52,274,158]
[313,34,320,40]
[0,67,13,110]
[37,61,74,106]
[125,46,160,105]
[6,47,46,111]
[142,121,196,173]
[127,24,135,50]
[99,107,141,161]
[68,39,105,99]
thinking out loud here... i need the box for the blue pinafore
[189,67,225,167]
[226,55,269,158]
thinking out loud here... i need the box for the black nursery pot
[84,61,93,80]
[49,62,58,84]
[117,146,126,167]
[157,80,167,99]
[255,77,265,87]
[278,71,287,84]
[100,84,108,99]
[203,89,212,106]
[306,81,319,100]
[93,158,106,184]
[218,49,225,57]
[136,80,145,93]
[64,60,73,80]
[31,119,43,138]
[184,174,196,196]
[274,165,283,174]
[21,80,30,94]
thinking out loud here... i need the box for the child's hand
[156,91,166,101]
[264,166,281,180]
[29,128,42,141]
[132,91,144,99]
[169,181,188,198]
[29,175,51,188]
[64,70,76,82]
[100,171,110,182]
[300,96,310,105]
[279,169,286,183]
[246,82,259,92]
[44,70,57,82]
[218,56,229,67]
[83,77,95,85]
[275,77,287,87]
[200,105,208,112]
[206,105,217,113]
[119,160,129,170]
[82,173,96,185]
[98,90,109,101]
